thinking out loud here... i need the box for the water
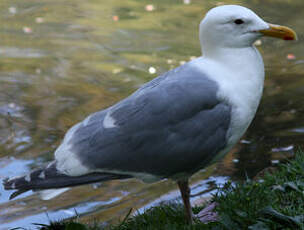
[0,0,303,229]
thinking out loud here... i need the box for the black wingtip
[3,177,12,190]
[3,177,27,200]
[9,189,28,200]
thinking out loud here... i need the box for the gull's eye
[234,19,244,25]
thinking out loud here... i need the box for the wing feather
[59,62,231,178]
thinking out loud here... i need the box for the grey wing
[65,65,231,178]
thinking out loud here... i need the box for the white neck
[196,46,264,85]
[202,46,262,71]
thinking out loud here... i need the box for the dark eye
[234,19,244,25]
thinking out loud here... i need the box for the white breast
[195,47,265,151]
[220,70,264,148]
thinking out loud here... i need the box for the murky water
[0,0,303,229]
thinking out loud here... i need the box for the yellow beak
[259,23,297,40]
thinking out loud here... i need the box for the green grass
[32,151,304,230]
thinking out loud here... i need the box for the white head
[199,5,297,57]
[199,5,269,55]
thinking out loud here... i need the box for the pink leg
[177,179,193,224]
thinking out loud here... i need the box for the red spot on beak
[284,36,294,40]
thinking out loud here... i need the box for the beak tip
[287,33,298,41]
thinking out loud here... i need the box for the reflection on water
[1,198,122,229]
[0,0,303,228]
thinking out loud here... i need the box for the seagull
[3,5,296,224]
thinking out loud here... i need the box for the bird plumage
[3,161,130,200]
[66,62,231,179]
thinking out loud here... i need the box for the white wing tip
[39,188,70,200]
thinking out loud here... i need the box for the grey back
[69,62,231,178]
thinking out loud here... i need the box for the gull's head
[199,5,297,54]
